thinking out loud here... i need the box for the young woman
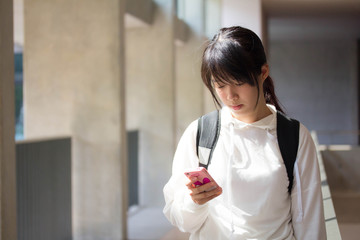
[163,26,326,240]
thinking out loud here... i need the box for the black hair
[201,26,284,113]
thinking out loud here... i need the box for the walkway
[128,207,189,240]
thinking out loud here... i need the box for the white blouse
[163,105,326,240]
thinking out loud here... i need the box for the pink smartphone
[184,167,219,191]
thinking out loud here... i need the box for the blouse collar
[221,104,277,131]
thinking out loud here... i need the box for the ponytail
[263,76,285,113]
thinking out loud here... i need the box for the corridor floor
[128,207,189,240]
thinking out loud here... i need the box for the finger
[195,195,217,205]
[192,182,218,194]
[191,186,222,201]
[186,177,198,189]
[193,187,222,205]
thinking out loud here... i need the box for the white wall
[221,0,263,39]
[205,0,222,39]
[13,0,24,47]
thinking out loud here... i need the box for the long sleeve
[291,124,327,240]
[163,121,210,233]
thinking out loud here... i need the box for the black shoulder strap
[276,111,300,194]
[196,110,221,169]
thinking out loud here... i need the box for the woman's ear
[260,64,269,83]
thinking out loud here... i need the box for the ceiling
[263,0,360,17]
[263,0,360,40]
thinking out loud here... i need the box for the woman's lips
[231,104,243,110]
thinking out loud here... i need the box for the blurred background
[1,0,359,239]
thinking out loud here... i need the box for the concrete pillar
[126,0,175,207]
[203,0,222,113]
[0,0,17,239]
[24,0,127,239]
[221,0,265,40]
[175,0,206,142]
[357,39,360,145]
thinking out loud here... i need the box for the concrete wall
[0,0,17,239]
[24,0,127,239]
[175,0,206,142]
[125,0,222,209]
[126,0,176,207]
[269,40,358,145]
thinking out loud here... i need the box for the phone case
[184,167,218,190]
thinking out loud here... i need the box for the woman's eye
[235,83,244,87]
[214,82,225,89]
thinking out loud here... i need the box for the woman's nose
[227,87,239,100]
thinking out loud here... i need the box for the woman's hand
[186,177,222,205]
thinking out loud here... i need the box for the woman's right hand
[186,177,222,205]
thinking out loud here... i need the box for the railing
[314,130,360,146]
[311,131,342,240]
[15,133,345,239]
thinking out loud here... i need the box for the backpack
[196,110,299,194]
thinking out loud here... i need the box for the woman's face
[214,81,260,120]
[213,65,269,123]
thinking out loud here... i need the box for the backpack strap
[276,111,300,194]
[195,110,300,195]
[196,110,221,169]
